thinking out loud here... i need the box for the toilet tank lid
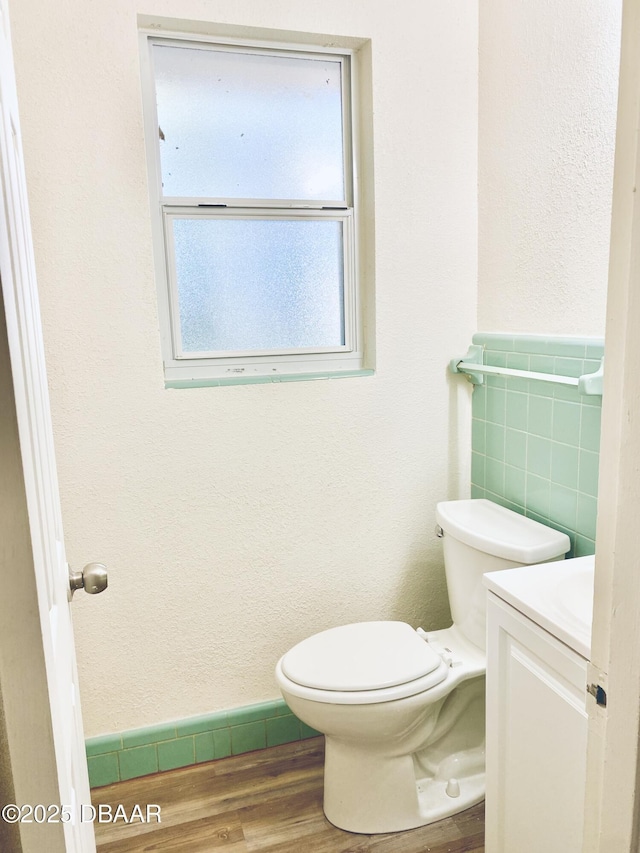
[436,499,570,564]
[281,621,444,692]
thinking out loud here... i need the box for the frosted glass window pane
[172,218,345,353]
[153,44,345,200]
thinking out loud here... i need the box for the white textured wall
[479,0,621,336]
[10,0,477,736]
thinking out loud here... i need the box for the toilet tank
[436,499,570,650]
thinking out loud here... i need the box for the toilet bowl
[276,499,570,834]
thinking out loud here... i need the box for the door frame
[584,0,640,849]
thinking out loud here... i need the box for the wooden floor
[93,737,485,853]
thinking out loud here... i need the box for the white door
[0,3,99,851]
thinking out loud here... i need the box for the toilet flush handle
[435,524,444,538]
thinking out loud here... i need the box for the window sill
[164,368,375,389]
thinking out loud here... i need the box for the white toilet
[275,499,570,834]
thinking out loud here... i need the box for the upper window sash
[146,36,354,210]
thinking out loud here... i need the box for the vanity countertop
[483,555,594,659]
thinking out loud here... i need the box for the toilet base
[323,736,485,834]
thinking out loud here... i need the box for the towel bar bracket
[449,345,485,385]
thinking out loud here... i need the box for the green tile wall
[470,333,604,557]
[86,699,320,788]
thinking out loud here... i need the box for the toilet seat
[278,621,450,705]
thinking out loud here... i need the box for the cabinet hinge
[587,683,607,707]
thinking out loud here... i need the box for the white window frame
[139,31,368,387]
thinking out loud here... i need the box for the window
[140,33,369,386]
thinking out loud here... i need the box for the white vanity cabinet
[485,590,589,853]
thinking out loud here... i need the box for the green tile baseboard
[470,333,603,556]
[86,699,320,788]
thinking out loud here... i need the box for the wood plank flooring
[93,737,485,852]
